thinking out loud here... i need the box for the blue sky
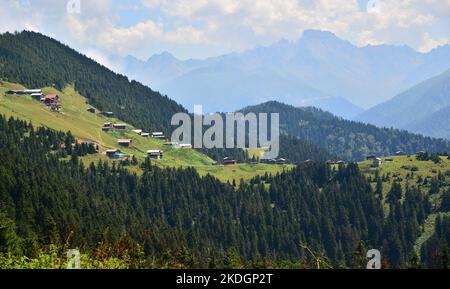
[1,0,450,62]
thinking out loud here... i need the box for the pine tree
[351,241,367,269]
[0,212,21,255]
[387,182,402,204]
[224,247,243,269]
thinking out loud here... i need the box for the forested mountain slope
[0,115,381,266]
[0,31,336,166]
[240,101,450,161]
[0,111,447,268]
[0,31,185,132]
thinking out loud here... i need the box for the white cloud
[139,0,450,54]
[418,33,450,52]
[63,16,206,55]
[0,0,449,59]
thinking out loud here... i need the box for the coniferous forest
[0,115,447,268]
[0,31,448,270]
[241,101,450,161]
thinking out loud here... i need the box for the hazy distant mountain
[410,106,450,139]
[112,52,209,88]
[298,96,364,119]
[356,69,450,139]
[112,30,450,116]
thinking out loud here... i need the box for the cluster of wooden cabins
[100,122,170,160]
[95,111,196,161]
[5,89,61,111]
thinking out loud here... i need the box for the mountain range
[356,68,450,139]
[1,30,450,161]
[0,30,449,269]
[110,30,450,118]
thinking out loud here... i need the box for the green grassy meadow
[0,81,290,182]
